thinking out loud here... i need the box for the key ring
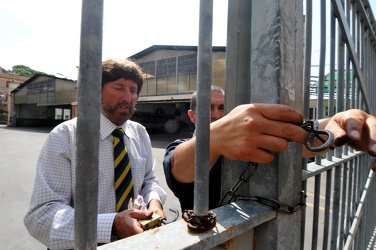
[300,120,334,152]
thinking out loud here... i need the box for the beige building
[0,69,29,124]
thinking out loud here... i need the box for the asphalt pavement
[0,125,187,250]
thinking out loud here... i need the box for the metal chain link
[237,192,307,214]
[218,161,258,206]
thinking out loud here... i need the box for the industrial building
[10,45,226,132]
[130,45,226,133]
[10,74,77,127]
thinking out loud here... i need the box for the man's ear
[187,110,196,124]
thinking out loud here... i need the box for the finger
[366,118,376,156]
[343,111,366,142]
[255,103,304,124]
[372,158,376,172]
[257,135,290,153]
[229,136,291,163]
[325,115,352,147]
[248,117,309,145]
[238,148,275,164]
[129,209,153,220]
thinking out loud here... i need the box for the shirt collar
[100,114,135,140]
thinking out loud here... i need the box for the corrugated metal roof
[129,45,226,59]
[11,73,76,94]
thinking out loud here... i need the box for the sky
[0,1,375,80]
[0,0,228,79]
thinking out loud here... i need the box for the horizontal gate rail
[302,152,364,180]
[98,201,275,249]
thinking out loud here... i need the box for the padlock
[138,208,179,230]
[138,213,163,230]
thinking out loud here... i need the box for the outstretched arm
[170,103,309,183]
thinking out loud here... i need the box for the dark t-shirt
[163,138,222,212]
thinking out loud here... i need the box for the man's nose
[211,108,221,119]
[122,90,132,102]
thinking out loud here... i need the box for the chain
[218,120,333,213]
[237,192,307,214]
[218,161,258,206]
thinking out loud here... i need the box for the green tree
[7,65,46,77]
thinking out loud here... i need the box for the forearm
[171,135,221,183]
[24,202,75,249]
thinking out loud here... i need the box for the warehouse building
[10,74,77,127]
[10,45,226,132]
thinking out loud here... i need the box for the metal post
[222,0,252,198]
[194,0,213,216]
[249,1,304,249]
[75,0,103,249]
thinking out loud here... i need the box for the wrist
[148,199,162,209]
[111,229,120,242]
[111,214,120,242]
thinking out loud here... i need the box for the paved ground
[0,125,187,250]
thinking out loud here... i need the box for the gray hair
[190,85,225,112]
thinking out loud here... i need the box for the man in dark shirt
[163,86,376,213]
[163,85,225,212]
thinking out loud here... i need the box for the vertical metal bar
[75,0,103,249]
[303,0,312,121]
[322,169,332,249]
[350,3,356,111]
[301,178,307,250]
[301,0,312,245]
[335,1,345,159]
[343,0,351,157]
[194,0,213,216]
[346,160,354,236]
[330,165,342,250]
[339,162,348,249]
[317,0,326,120]
[311,175,321,250]
[315,0,326,165]
[327,6,336,162]
[222,0,252,199]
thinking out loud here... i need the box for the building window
[178,54,197,75]
[189,73,197,92]
[177,75,189,93]
[157,58,176,77]
[55,108,63,119]
[157,77,166,94]
[27,79,55,104]
[63,109,71,120]
[147,78,156,95]
[166,76,177,94]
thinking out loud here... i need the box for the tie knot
[112,128,125,139]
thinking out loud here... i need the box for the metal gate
[75,0,376,249]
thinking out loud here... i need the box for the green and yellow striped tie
[112,128,134,211]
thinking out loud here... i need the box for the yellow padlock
[138,213,162,230]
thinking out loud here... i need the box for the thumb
[129,209,153,220]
